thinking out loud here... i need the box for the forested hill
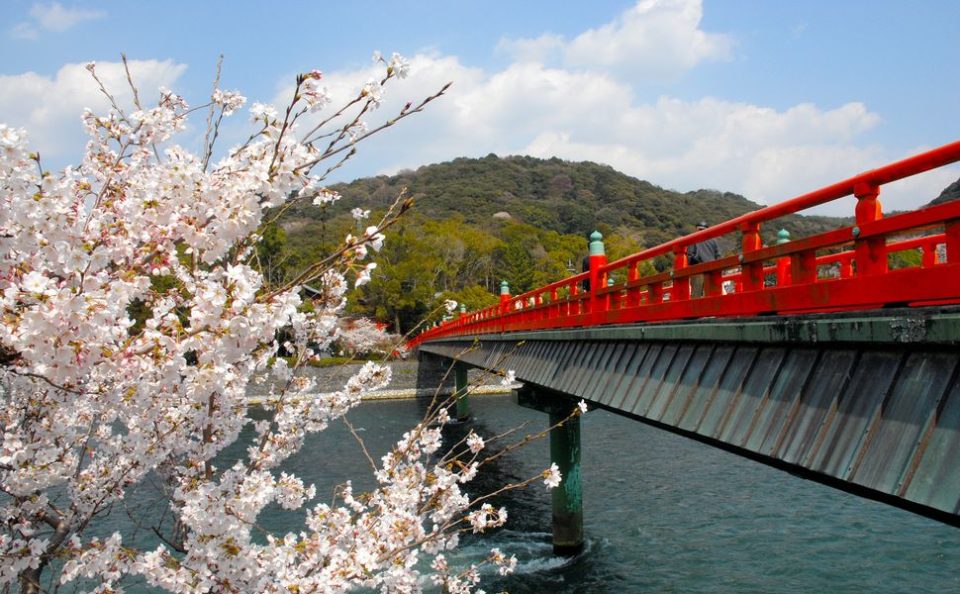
[295,154,845,246]
[274,154,850,332]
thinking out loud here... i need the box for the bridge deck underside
[419,312,960,525]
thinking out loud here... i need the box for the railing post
[854,182,887,276]
[705,268,724,297]
[627,261,640,307]
[922,237,938,267]
[499,280,510,333]
[454,361,470,422]
[588,231,607,317]
[840,254,854,279]
[740,222,763,291]
[649,282,662,305]
[776,229,792,286]
[607,276,617,310]
[499,280,510,309]
[945,220,960,264]
[672,248,690,301]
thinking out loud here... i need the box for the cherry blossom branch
[120,53,143,111]
[6,370,83,395]
[341,416,378,474]
[86,61,130,124]
[297,82,451,173]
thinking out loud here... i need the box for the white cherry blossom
[543,463,562,489]
[212,89,247,115]
[389,52,411,79]
[355,261,377,287]
[361,79,383,109]
[0,52,554,594]
[466,431,485,454]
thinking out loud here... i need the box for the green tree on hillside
[421,217,501,292]
[255,223,292,286]
[498,241,536,294]
[351,221,439,333]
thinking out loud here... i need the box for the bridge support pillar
[550,403,583,555]
[415,351,455,396]
[516,386,584,555]
[454,362,470,421]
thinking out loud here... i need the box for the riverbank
[246,359,516,403]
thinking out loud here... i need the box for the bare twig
[296,82,451,174]
[87,62,130,123]
[121,53,143,110]
[7,370,83,395]
[202,55,224,171]
[342,416,378,473]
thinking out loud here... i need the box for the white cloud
[9,2,105,40]
[496,34,565,64]
[0,60,187,160]
[10,22,39,40]
[287,0,946,217]
[307,45,948,217]
[565,0,734,78]
[31,2,105,31]
[6,0,952,218]
[498,0,734,81]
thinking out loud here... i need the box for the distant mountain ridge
[292,154,848,246]
[277,154,960,332]
[272,156,960,333]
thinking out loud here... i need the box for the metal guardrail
[410,141,960,347]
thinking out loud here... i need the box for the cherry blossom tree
[0,53,576,593]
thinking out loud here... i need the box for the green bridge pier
[517,385,584,555]
[454,361,471,422]
[416,352,585,554]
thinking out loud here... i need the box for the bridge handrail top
[411,139,960,346]
[600,139,960,271]
[480,141,960,307]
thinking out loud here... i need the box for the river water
[90,392,960,593]
[264,394,959,593]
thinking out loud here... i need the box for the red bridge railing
[409,141,960,347]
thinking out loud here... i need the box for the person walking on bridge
[687,220,721,297]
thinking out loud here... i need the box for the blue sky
[2,0,958,215]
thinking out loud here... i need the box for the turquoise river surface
[101,393,960,593]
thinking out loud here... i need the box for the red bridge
[410,141,960,554]
[412,141,960,342]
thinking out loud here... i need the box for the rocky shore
[246,359,514,403]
